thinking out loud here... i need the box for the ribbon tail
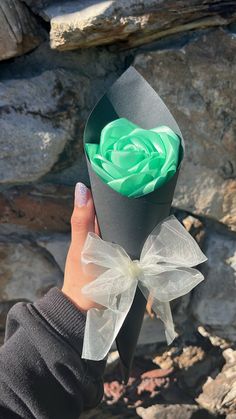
[139,265,206,345]
[141,215,207,268]
[152,299,177,345]
[82,281,138,361]
[82,308,124,360]
[138,282,177,345]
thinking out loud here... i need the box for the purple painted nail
[75,182,89,207]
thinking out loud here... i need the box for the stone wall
[0,1,236,417]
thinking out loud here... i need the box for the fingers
[70,182,95,252]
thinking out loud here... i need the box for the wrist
[61,285,96,312]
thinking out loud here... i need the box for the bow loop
[141,215,207,268]
[81,216,207,361]
[81,232,131,276]
[140,267,204,303]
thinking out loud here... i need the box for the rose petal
[100,118,138,154]
[158,134,180,174]
[93,155,126,179]
[151,125,180,142]
[90,160,114,182]
[108,172,154,196]
[86,119,181,198]
[116,129,163,154]
[130,154,165,174]
[105,150,146,169]
[85,143,100,160]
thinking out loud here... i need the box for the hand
[62,182,100,312]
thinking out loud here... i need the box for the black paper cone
[83,66,184,382]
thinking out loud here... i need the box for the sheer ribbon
[81,216,207,360]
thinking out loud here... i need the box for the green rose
[85,118,180,198]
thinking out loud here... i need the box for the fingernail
[75,182,89,207]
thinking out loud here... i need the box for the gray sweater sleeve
[0,287,106,419]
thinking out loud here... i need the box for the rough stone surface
[28,0,236,50]
[99,334,224,417]
[0,240,63,301]
[192,226,236,342]
[0,0,44,61]
[0,68,89,184]
[134,29,236,230]
[168,214,236,344]
[153,337,224,397]
[37,233,70,271]
[0,6,235,418]
[0,184,74,233]
[0,38,124,82]
[22,0,52,12]
[137,404,209,419]
[0,41,124,185]
[197,348,236,416]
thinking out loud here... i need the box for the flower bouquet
[81,67,206,382]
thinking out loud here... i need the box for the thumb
[70,182,95,252]
[63,183,97,312]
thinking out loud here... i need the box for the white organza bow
[81,215,207,360]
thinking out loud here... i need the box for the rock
[176,347,223,393]
[22,0,52,13]
[101,336,224,416]
[103,356,174,407]
[153,348,177,371]
[0,39,124,82]
[182,216,205,247]
[0,40,125,185]
[0,0,44,61]
[137,368,173,399]
[192,226,236,342]
[153,340,211,374]
[173,214,236,343]
[104,380,126,405]
[174,345,205,369]
[137,404,213,419]
[0,184,74,233]
[28,0,236,50]
[0,68,90,184]
[197,348,236,416]
[153,338,224,397]
[134,29,236,230]
[0,240,63,301]
[37,233,70,271]
[198,326,231,350]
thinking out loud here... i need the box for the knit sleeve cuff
[33,287,86,349]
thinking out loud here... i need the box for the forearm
[0,288,106,419]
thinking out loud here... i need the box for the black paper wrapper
[83,66,184,382]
